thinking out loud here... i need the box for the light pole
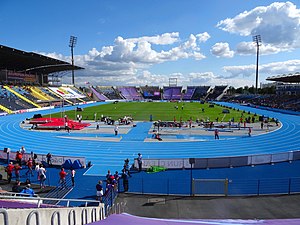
[253,35,261,94]
[69,36,77,85]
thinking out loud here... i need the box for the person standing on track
[214,129,219,139]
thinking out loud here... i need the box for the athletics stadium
[0,45,300,224]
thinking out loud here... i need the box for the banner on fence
[135,158,191,169]
[0,150,86,167]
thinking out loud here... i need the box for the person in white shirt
[38,164,46,189]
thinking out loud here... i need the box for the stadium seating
[205,85,228,101]
[191,86,210,100]
[95,86,123,100]
[90,86,109,101]
[117,86,143,101]
[140,86,160,100]
[163,86,182,100]
[182,86,196,100]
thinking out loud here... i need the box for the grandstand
[93,86,123,100]
[0,45,91,114]
[163,86,182,100]
[205,85,229,101]
[117,86,143,101]
[191,86,210,100]
[225,73,300,112]
[140,86,160,100]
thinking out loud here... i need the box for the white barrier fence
[134,150,299,170]
[0,150,86,167]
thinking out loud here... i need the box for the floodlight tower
[253,35,261,94]
[69,35,77,85]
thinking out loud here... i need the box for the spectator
[59,168,68,189]
[20,146,26,154]
[12,181,23,193]
[31,151,37,167]
[123,159,131,177]
[96,180,103,202]
[25,158,34,176]
[105,179,113,194]
[25,178,31,185]
[121,169,129,192]
[5,162,14,183]
[38,164,46,189]
[137,153,143,172]
[15,151,22,166]
[20,184,35,197]
[46,153,52,166]
[114,171,120,182]
[14,163,22,182]
[35,163,40,180]
[106,170,112,182]
[71,168,76,187]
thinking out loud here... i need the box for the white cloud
[222,59,300,79]
[217,2,300,54]
[41,32,208,86]
[196,32,211,43]
[86,32,206,68]
[211,42,234,58]
[76,32,205,77]
[127,32,180,45]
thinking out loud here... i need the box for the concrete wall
[0,204,105,225]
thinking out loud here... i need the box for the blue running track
[0,102,299,175]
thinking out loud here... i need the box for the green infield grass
[48,102,258,122]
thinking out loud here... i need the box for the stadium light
[253,35,262,94]
[69,35,77,85]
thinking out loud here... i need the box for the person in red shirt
[59,168,68,189]
[15,151,23,166]
[25,158,34,176]
[6,162,14,183]
[14,163,22,182]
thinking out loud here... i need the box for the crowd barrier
[134,150,299,170]
[0,150,86,167]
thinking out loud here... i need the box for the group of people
[5,146,77,191]
[12,182,36,197]
[95,154,143,202]
[7,160,47,189]
[96,170,120,202]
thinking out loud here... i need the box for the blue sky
[1,0,300,87]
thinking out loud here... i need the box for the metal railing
[0,193,102,208]
[102,186,119,216]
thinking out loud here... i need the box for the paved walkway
[116,193,300,219]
